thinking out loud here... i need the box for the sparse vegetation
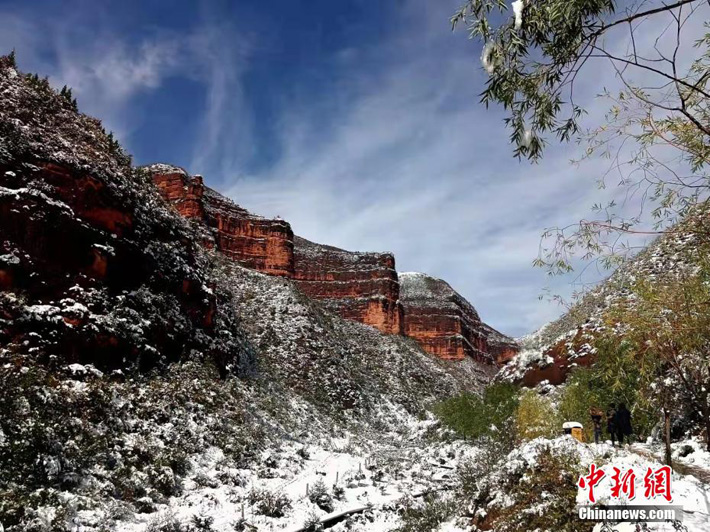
[248,488,292,518]
[394,494,455,532]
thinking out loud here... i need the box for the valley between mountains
[1,54,709,532]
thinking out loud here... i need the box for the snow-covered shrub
[296,446,310,460]
[302,510,324,531]
[230,518,249,531]
[247,488,292,518]
[462,438,591,532]
[308,479,334,512]
[145,512,188,532]
[189,515,215,532]
[332,484,346,501]
[394,493,455,532]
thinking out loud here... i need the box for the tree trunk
[663,408,673,467]
[705,409,710,453]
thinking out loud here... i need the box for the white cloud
[186,25,255,178]
[2,0,706,337]
[216,2,606,336]
[55,39,178,101]
[0,7,181,141]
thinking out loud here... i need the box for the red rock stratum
[144,163,517,365]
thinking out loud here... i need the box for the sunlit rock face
[150,165,205,220]
[203,188,294,277]
[399,272,515,366]
[146,164,295,277]
[146,165,403,334]
[293,236,404,335]
[146,163,517,353]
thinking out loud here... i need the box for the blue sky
[3,0,702,336]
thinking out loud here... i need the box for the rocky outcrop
[293,237,403,334]
[149,164,206,220]
[145,164,295,277]
[145,167,517,356]
[0,59,250,375]
[480,322,520,365]
[147,165,403,334]
[399,272,514,366]
[0,54,520,383]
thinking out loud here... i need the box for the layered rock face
[293,237,403,334]
[480,323,520,365]
[399,273,507,366]
[149,164,205,220]
[0,59,250,375]
[145,165,517,357]
[146,164,294,276]
[146,165,403,334]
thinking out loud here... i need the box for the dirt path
[630,446,710,484]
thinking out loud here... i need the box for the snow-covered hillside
[498,211,709,386]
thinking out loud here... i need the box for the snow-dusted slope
[0,55,490,531]
[497,209,709,386]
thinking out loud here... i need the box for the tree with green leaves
[433,382,519,442]
[453,0,710,276]
[604,254,710,457]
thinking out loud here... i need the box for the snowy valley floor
[103,427,710,531]
[111,412,473,532]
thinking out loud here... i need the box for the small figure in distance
[606,403,618,447]
[615,403,633,447]
[590,407,603,445]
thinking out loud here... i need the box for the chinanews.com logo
[577,463,685,525]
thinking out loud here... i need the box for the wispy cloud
[2,0,706,336]
[55,39,178,101]
[221,0,709,336]
[53,37,181,138]
[0,6,182,141]
[218,1,609,335]
[187,24,255,179]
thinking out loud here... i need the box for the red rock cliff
[399,272,516,365]
[145,166,517,356]
[480,322,520,365]
[146,164,294,277]
[293,236,403,335]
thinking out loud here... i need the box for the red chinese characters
[643,466,673,502]
[611,467,636,500]
[578,464,673,504]
[578,464,606,503]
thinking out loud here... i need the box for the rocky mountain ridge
[399,272,517,366]
[0,54,497,531]
[145,163,516,368]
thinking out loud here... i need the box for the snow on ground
[111,409,475,532]
[635,438,710,472]
[579,441,710,532]
[480,436,709,532]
